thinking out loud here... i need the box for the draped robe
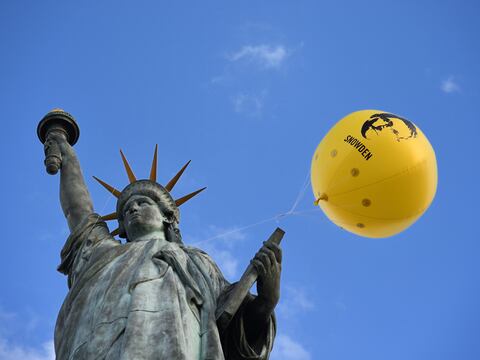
[55,214,275,360]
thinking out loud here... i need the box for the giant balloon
[311,110,437,238]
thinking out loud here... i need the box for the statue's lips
[127,213,142,222]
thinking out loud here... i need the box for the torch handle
[43,129,67,175]
[44,140,62,175]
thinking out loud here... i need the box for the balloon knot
[314,193,328,205]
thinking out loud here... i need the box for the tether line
[191,168,314,246]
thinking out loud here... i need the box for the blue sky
[1,1,479,359]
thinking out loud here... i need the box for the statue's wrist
[59,141,75,157]
[49,133,75,157]
[47,128,68,142]
[256,294,277,314]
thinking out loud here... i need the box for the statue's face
[123,194,165,237]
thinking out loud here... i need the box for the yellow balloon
[311,110,437,238]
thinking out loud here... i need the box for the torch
[37,109,80,175]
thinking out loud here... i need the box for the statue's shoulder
[59,213,119,277]
[182,245,212,263]
[182,245,223,275]
[183,245,208,255]
[181,245,230,294]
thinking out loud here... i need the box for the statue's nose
[128,204,139,214]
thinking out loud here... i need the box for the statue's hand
[45,130,69,154]
[251,241,282,312]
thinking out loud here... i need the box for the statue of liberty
[38,109,282,360]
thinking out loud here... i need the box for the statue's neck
[129,230,167,244]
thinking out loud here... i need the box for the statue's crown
[94,145,205,237]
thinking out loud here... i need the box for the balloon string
[286,170,311,215]
[191,168,314,246]
[191,209,317,246]
[191,215,286,246]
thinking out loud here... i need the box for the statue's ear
[162,213,175,225]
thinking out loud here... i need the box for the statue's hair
[116,180,182,243]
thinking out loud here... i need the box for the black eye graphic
[361,113,417,141]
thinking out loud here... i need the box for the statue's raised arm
[38,109,93,231]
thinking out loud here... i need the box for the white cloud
[187,225,248,281]
[0,309,16,323]
[228,44,288,69]
[206,248,238,279]
[0,307,55,360]
[271,334,311,360]
[334,299,347,314]
[441,76,460,93]
[206,225,247,246]
[0,338,55,360]
[210,75,228,85]
[231,91,267,118]
[277,285,315,319]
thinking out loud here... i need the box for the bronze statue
[38,109,282,360]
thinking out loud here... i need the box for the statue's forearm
[59,143,94,231]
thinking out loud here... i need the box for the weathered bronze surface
[38,110,282,359]
[37,109,80,174]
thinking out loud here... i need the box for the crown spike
[149,144,158,182]
[120,150,137,183]
[175,187,206,207]
[166,160,191,192]
[101,212,118,221]
[110,227,120,236]
[92,176,121,198]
